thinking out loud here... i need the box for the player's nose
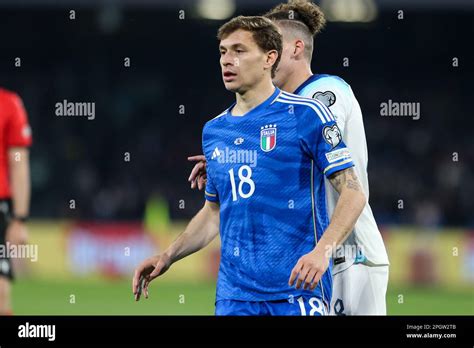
[220,52,234,66]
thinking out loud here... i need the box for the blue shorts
[215,296,328,316]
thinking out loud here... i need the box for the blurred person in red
[0,88,32,315]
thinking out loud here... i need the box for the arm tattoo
[329,168,361,194]
[328,170,344,193]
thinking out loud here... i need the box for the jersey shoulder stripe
[276,98,327,123]
[270,89,283,104]
[275,97,326,123]
[280,92,334,122]
[281,92,334,122]
[276,93,334,124]
[204,109,229,132]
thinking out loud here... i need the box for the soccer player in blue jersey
[133,15,366,315]
[188,1,390,315]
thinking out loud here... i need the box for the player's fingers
[140,280,147,300]
[306,268,320,290]
[135,276,143,301]
[149,261,164,279]
[295,265,310,289]
[310,271,323,291]
[198,175,206,190]
[143,274,154,298]
[199,174,207,190]
[137,274,148,301]
[132,269,142,294]
[288,262,303,286]
[188,162,205,182]
[132,273,137,294]
[143,278,150,299]
[187,155,206,162]
[188,163,200,182]
[303,269,318,290]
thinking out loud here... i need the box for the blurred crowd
[1,7,472,227]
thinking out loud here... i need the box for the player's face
[219,29,270,93]
[272,26,295,88]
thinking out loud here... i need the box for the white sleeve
[298,76,353,135]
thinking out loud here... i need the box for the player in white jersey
[293,75,389,315]
[188,0,389,315]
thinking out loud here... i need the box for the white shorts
[330,263,389,315]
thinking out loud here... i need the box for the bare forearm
[317,168,366,251]
[164,201,219,264]
[9,148,30,216]
[319,188,365,248]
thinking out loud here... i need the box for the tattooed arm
[323,167,366,245]
[289,167,366,290]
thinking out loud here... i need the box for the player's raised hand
[289,248,330,291]
[132,254,171,301]
[187,155,207,190]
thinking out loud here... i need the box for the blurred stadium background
[0,0,472,314]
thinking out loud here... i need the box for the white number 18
[228,165,255,201]
[297,297,325,316]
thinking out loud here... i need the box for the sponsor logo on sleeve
[325,148,351,163]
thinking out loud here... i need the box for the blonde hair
[264,0,326,60]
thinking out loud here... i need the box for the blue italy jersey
[202,87,354,304]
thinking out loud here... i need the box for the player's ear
[294,39,305,58]
[265,50,279,70]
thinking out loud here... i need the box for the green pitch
[11,278,474,315]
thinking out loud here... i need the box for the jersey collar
[226,87,281,123]
[293,74,325,95]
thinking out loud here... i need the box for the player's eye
[236,49,244,54]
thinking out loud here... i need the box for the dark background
[0,1,472,226]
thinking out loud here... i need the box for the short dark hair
[264,0,326,60]
[217,16,283,78]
